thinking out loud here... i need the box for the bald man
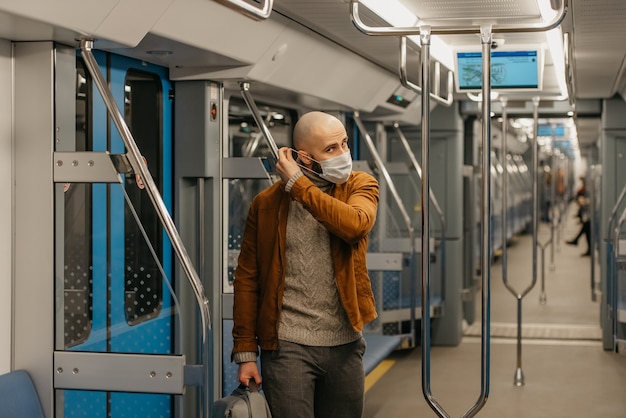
[232,111,380,418]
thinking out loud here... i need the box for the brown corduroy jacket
[232,170,379,358]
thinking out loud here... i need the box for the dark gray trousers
[260,338,366,418]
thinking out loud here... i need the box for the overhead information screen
[537,124,565,137]
[455,50,542,92]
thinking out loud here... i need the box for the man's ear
[298,150,313,164]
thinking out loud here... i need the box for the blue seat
[0,370,45,418]
[363,334,402,375]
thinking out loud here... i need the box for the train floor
[363,203,626,418]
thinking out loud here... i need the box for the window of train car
[227,97,294,158]
[122,70,164,325]
[63,59,93,348]
[224,97,296,291]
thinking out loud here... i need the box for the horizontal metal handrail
[351,0,568,36]
[213,0,273,21]
[399,37,453,107]
[80,39,212,418]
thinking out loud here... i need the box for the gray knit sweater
[278,172,360,347]
[233,170,360,364]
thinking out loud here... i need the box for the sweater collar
[298,158,334,193]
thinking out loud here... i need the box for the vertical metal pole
[614,216,626,351]
[555,155,562,254]
[590,166,597,301]
[532,97,540,301]
[463,25,492,418]
[539,243,548,304]
[501,98,509,289]
[418,25,445,417]
[541,245,546,298]
[197,179,205,299]
[550,133,556,271]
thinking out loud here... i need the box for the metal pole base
[539,292,547,305]
[514,367,525,386]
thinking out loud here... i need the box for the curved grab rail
[353,113,419,346]
[465,27,493,418]
[239,82,280,161]
[396,116,449,333]
[416,26,492,418]
[242,113,274,158]
[614,211,626,259]
[350,0,568,36]
[392,123,446,231]
[353,115,414,238]
[500,97,541,387]
[505,98,540,301]
[80,39,212,417]
[399,37,453,107]
[213,0,273,21]
[606,184,626,241]
[426,25,492,418]
[349,1,567,414]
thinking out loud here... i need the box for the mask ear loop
[289,148,323,177]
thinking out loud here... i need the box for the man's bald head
[293,111,346,152]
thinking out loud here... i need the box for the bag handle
[235,378,260,394]
[248,378,259,392]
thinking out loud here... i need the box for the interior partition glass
[385,125,443,312]
[355,122,436,339]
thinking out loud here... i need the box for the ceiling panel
[274,0,402,75]
[575,117,601,146]
[402,0,541,21]
[272,0,626,104]
[273,0,562,99]
[571,0,626,99]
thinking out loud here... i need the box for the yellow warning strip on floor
[364,359,396,393]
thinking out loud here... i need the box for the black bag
[212,380,272,418]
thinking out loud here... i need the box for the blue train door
[60,51,175,417]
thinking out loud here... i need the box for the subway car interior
[1,0,626,417]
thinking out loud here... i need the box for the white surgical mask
[317,151,352,184]
[291,148,353,184]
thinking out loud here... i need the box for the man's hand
[275,147,302,183]
[237,361,262,387]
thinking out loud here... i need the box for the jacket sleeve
[288,172,379,245]
[232,197,261,359]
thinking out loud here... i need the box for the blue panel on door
[64,50,175,418]
[108,55,174,418]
